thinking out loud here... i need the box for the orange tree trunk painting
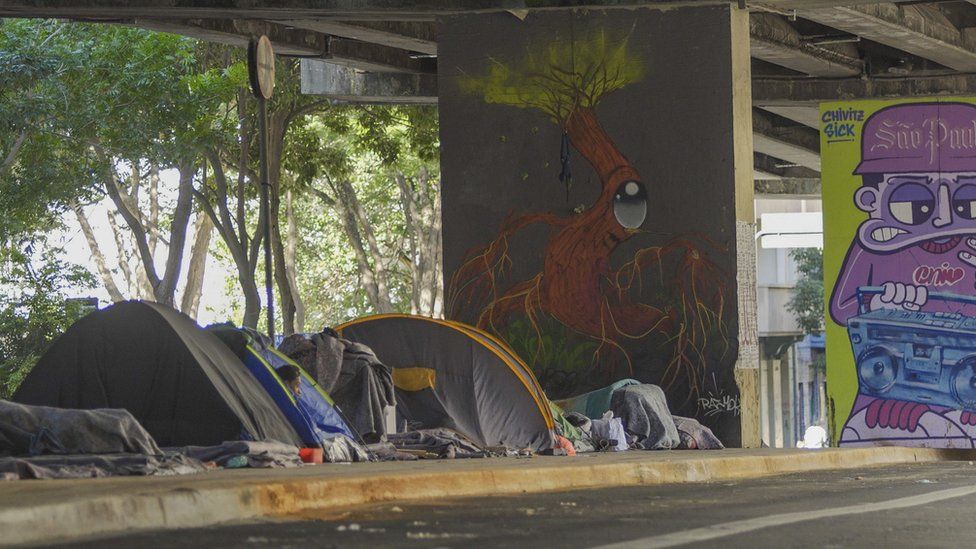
[450,30,730,405]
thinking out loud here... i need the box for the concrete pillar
[730,5,762,448]
[438,4,759,447]
[759,354,771,446]
[771,355,784,447]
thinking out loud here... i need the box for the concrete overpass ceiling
[752,109,821,173]
[10,0,976,194]
[796,2,976,71]
[758,106,820,130]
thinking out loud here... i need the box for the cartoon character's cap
[855,102,976,175]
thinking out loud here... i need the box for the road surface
[60,462,976,548]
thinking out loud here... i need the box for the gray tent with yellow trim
[336,315,555,451]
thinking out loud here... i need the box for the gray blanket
[333,341,395,442]
[279,330,344,393]
[280,332,395,443]
[610,384,680,450]
[0,453,205,480]
[175,440,304,468]
[673,416,724,450]
[0,400,161,456]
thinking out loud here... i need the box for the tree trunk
[339,179,395,312]
[180,211,213,318]
[148,163,160,256]
[1,129,28,179]
[105,210,142,299]
[72,203,125,303]
[195,148,264,330]
[284,189,305,333]
[266,114,296,335]
[153,162,196,306]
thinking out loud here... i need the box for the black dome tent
[14,301,302,447]
[336,314,556,451]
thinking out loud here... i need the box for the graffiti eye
[888,182,934,226]
[953,184,976,220]
[613,180,647,229]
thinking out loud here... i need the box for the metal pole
[257,95,275,340]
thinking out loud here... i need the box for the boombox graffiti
[849,288,976,411]
[828,102,976,449]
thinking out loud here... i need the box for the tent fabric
[553,379,642,419]
[337,314,556,451]
[13,301,301,448]
[209,327,364,458]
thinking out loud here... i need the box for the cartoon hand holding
[870,281,928,312]
[958,237,976,272]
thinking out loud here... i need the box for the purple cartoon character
[831,102,976,448]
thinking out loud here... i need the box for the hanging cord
[558,11,577,203]
[559,131,572,201]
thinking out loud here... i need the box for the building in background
[756,197,826,448]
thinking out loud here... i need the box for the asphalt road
[59,462,976,548]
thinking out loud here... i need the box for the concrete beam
[749,13,861,77]
[135,18,326,56]
[753,152,821,180]
[138,18,434,70]
[753,74,976,107]
[301,59,437,103]
[323,37,435,72]
[752,109,821,172]
[0,0,927,20]
[799,3,976,71]
[759,106,820,129]
[275,20,436,55]
[754,178,822,199]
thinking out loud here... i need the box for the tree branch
[71,201,125,303]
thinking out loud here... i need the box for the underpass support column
[439,4,759,447]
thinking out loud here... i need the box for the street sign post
[248,36,276,339]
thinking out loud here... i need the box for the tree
[294,106,443,326]
[0,243,94,398]
[2,21,223,314]
[0,20,94,241]
[787,247,825,335]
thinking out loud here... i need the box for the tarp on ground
[13,301,302,448]
[0,399,160,457]
[553,379,642,419]
[337,314,556,451]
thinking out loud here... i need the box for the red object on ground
[299,447,323,464]
[554,435,576,456]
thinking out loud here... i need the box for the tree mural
[449,29,731,403]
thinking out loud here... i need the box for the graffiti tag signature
[698,392,740,417]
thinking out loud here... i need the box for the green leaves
[0,242,95,398]
[459,27,644,123]
[787,247,825,335]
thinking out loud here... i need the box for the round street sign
[248,36,275,99]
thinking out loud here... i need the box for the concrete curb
[3,447,973,546]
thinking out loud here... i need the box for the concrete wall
[437,6,752,445]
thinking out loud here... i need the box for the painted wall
[823,98,976,447]
[438,7,743,445]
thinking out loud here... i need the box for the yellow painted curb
[1,447,973,546]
